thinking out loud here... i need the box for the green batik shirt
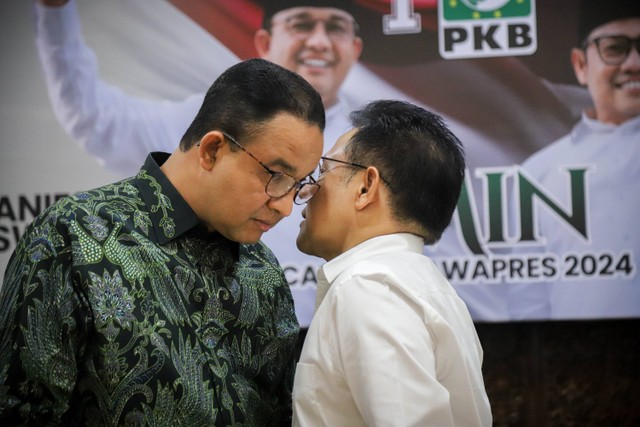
[0,153,299,426]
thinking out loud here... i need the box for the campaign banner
[1,0,637,325]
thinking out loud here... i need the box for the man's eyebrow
[287,12,352,22]
[268,157,297,175]
[286,12,312,21]
[269,157,321,181]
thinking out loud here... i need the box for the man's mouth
[300,58,332,68]
[618,80,640,90]
[255,219,276,232]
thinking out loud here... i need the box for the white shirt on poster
[510,113,640,319]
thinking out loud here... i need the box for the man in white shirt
[292,100,492,426]
[510,0,640,319]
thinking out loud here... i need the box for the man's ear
[254,29,272,58]
[197,131,225,171]
[351,36,364,62]
[571,47,588,86]
[354,167,382,210]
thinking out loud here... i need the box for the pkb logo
[438,0,537,59]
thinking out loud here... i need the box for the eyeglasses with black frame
[221,132,314,203]
[294,175,321,205]
[320,156,391,186]
[583,35,640,66]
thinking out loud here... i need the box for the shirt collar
[135,152,201,245]
[315,233,425,310]
[572,112,640,142]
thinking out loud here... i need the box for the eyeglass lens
[594,36,640,65]
[294,178,320,205]
[267,173,298,198]
[222,132,299,199]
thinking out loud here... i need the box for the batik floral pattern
[0,154,298,426]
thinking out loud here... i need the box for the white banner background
[2,0,638,325]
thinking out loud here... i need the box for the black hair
[346,100,465,244]
[180,58,325,150]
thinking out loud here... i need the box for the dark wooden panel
[297,319,640,426]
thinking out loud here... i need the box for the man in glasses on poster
[509,0,640,319]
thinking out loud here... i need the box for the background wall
[477,319,639,426]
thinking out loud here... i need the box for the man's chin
[236,231,263,245]
[296,234,314,256]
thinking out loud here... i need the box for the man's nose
[267,190,295,217]
[305,21,332,48]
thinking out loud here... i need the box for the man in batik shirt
[0,58,325,426]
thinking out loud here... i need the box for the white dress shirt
[293,233,492,426]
